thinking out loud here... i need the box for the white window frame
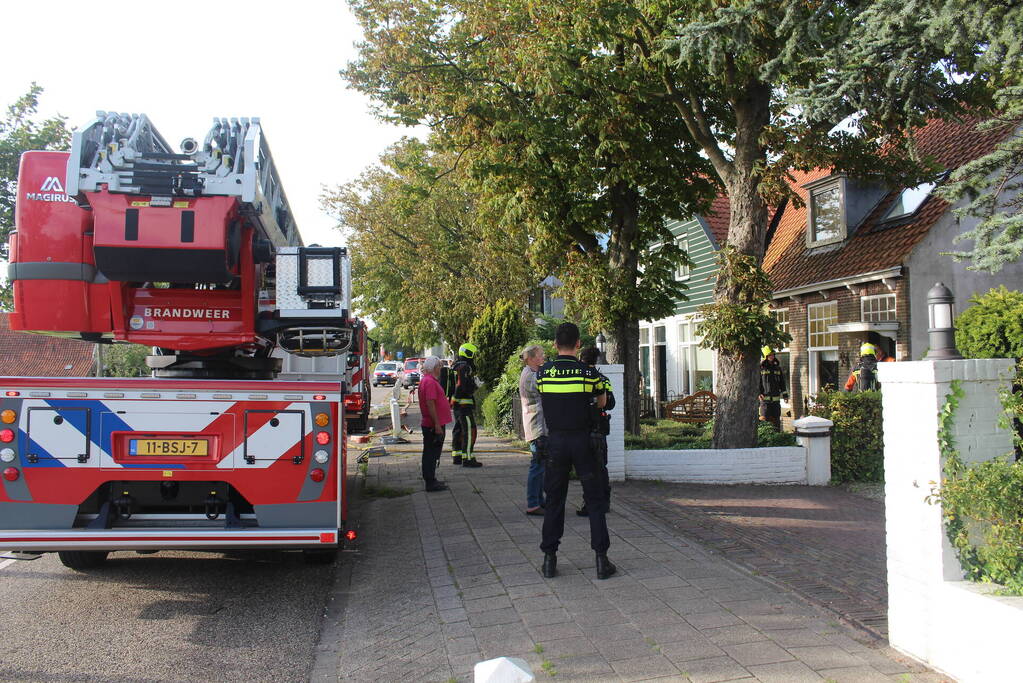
[771,308,790,351]
[861,293,896,322]
[808,301,838,393]
[805,177,847,247]
[675,234,690,280]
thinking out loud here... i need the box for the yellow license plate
[130,439,208,456]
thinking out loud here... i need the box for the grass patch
[533,643,544,654]
[361,483,412,498]
[540,659,556,676]
[626,418,796,450]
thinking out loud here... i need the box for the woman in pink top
[419,356,452,491]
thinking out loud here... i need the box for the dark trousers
[451,404,476,458]
[541,430,610,554]
[760,399,781,431]
[421,425,445,483]
[590,433,611,510]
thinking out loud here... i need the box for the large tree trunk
[606,181,643,434]
[712,172,769,449]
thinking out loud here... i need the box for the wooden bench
[663,390,717,424]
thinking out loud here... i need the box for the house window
[883,181,936,222]
[808,181,846,245]
[677,318,714,395]
[639,327,651,396]
[771,308,789,349]
[675,234,690,280]
[808,301,838,348]
[862,294,896,322]
[808,301,839,393]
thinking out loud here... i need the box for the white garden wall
[625,446,808,484]
[880,358,1021,682]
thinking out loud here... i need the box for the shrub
[481,339,556,435]
[955,286,1023,360]
[468,299,528,387]
[807,389,883,482]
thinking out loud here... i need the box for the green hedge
[807,390,883,482]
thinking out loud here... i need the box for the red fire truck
[0,113,354,568]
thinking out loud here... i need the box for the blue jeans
[527,437,547,509]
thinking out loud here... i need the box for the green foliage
[321,138,534,349]
[101,344,150,378]
[625,418,795,450]
[481,339,556,436]
[696,246,791,359]
[1,84,71,261]
[955,287,1023,360]
[929,381,1023,594]
[807,390,884,483]
[468,299,528,387]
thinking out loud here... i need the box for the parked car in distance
[372,361,402,387]
[402,358,425,388]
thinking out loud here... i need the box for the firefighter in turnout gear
[759,346,787,431]
[844,342,885,392]
[451,342,482,467]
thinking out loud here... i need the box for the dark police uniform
[537,354,609,554]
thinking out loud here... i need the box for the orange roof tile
[764,117,1011,291]
[0,314,95,377]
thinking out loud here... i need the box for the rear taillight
[0,429,14,443]
[315,412,330,427]
[316,431,331,445]
[310,468,325,482]
[344,529,357,541]
[1,409,16,424]
[0,448,14,463]
[3,467,19,481]
[344,394,364,411]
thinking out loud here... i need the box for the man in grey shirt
[519,344,547,515]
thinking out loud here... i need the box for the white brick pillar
[599,364,626,482]
[879,359,1014,669]
[793,415,833,485]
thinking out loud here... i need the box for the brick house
[763,117,1023,416]
[0,313,94,376]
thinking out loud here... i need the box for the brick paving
[318,422,942,682]
[612,482,890,639]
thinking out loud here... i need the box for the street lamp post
[595,332,607,365]
[925,282,963,360]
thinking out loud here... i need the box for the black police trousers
[541,429,610,554]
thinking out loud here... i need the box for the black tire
[348,416,367,434]
[58,550,110,571]
[302,549,338,564]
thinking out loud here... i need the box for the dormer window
[805,176,847,247]
[882,181,937,222]
[675,234,690,280]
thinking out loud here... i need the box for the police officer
[451,342,483,468]
[537,322,615,580]
[759,346,787,431]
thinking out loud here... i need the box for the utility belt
[762,396,781,402]
[453,398,475,406]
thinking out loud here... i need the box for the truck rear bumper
[0,528,339,552]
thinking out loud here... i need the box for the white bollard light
[473,656,535,683]
[390,397,401,434]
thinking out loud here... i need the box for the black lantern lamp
[595,332,607,364]
[925,282,963,360]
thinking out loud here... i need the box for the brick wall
[777,276,911,417]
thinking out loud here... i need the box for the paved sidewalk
[320,429,941,682]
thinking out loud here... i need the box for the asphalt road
[0,383,407,683]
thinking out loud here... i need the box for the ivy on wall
[929,378,1023,594]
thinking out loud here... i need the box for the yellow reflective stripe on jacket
[537,382,596,394]
[454,398,475,404]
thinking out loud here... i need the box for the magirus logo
[25,176,76,204]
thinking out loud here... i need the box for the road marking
[0,558,17,570]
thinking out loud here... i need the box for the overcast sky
[3,0,415,247]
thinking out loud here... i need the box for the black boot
[541,552,557,578]
[595,552,616,580]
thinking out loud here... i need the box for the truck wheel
[348,417,367,433]
[302,549,337,564]
[58,550,110,571]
